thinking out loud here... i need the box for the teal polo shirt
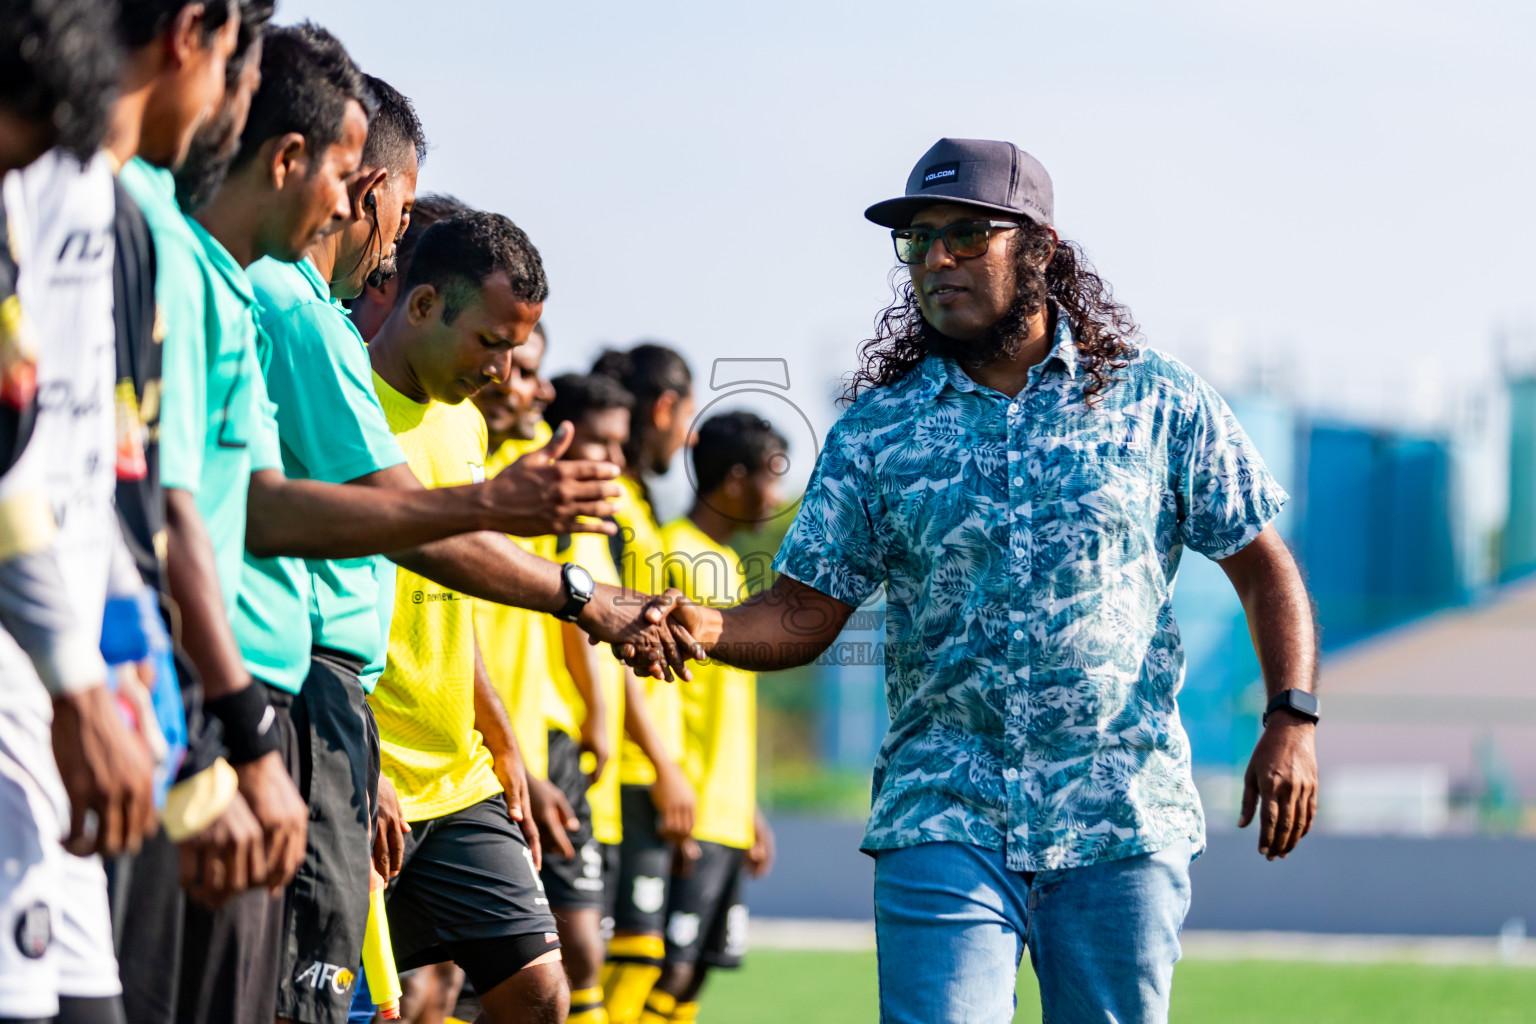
[120,158,312,691]
[245,256,406,690]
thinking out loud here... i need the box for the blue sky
[283,0,1534,460]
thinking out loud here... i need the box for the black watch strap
[1263,688,1320,726]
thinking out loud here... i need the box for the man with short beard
[662,139,1322,1024]
[345,192,468,342]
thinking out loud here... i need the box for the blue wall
[1297,424,1461,649]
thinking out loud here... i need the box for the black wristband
[204,683,280,765]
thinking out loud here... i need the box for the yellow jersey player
[541,372,653,1024]
[589,346,699,1024]
[645,412,781,1024]
[367,211,568,1022]
[471,321,566,786]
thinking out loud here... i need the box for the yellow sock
[638,988,675,1024]
[603,938,665,1024]
[671,1000,700,1023]
[569,985,609,1024]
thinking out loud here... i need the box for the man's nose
[487,349,513,383]
[332,185,352,223]
[924,235,957,271]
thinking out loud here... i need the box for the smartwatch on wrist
[1263,688,1320,727]
[555,563,595,623]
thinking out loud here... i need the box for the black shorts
[386,792,561,996]
[176,683,300,1024]
[275,649,378,1024]
[664,842,748,970]
[539,730,604,911]
[611,785,673,935]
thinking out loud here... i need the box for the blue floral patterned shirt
[774,315,1287,870]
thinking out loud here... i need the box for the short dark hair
[545,373,634,431]
[404,211,549,324]
[360,73,425,173]
[227,0,273,87]
[394,192,471,281]
[591,343,692,411]
[0,0,122,160]
[116,0,234,50]
[232,22,374,172]
[692,410,787,496]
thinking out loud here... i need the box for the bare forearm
[245,470,492,560]
[393,531,565,613]
[1221,527,1318,698]
[392,531,655,647]
[689,576,854,672]
[165,488,251,699]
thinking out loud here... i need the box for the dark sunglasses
[891,219,1020,265]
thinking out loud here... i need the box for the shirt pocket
[1030,448,1161,598]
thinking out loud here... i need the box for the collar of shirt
[913,302,1080,403]
[294,255,354,317]
[184,217,257,312]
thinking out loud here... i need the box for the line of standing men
[0,3,745,1024]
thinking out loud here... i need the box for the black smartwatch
[555,562,595,623]
[1263,688,1320,727]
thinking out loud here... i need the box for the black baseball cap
[864,138,1053,229]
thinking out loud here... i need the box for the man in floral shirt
[666,138,1320,1023]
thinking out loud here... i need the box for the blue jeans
[873,839,1194,1024]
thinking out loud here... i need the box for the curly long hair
[844,219,1138,405]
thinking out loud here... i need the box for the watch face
[567,564,595,600]
[1292,690,1320,716]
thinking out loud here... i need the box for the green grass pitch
[699,950,1536,1022]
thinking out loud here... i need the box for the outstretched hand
[1239,715,1318,860]
[586,587,705,682]
[484,421,621,536]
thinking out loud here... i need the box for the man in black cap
[660,138,1321,1022]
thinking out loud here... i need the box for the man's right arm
[392,527,694,680]
[671,575,855,672]
[165,487,308,891]
[244,426,621,560]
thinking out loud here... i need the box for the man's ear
[653,389,679,433]
[405,284,440,326]
[350,167,388,221]
[166,3,210,69]
[267,132,308,191]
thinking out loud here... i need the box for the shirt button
[1009,403,1019,414]
[1012,477,1024,487]
[1013,629,1025,641]
[1003,768,1020,781]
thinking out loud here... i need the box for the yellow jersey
[612,475,683,786]
[470,421,573,780]
[554,529,627,845]
[659,517,757,849]
[368,373,501,822]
